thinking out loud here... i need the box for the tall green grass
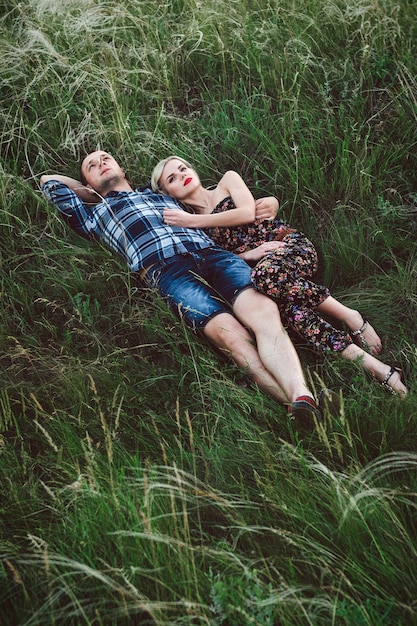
[1,0,416,623]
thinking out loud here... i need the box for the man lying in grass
[40,150,332,424]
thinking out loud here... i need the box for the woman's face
[160,159,200,199]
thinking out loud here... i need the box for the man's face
[81,151,125,194]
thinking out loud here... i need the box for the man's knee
[234,287,282,324]
[203,313,253,356]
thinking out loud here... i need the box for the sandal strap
[381,366,401,393]
[381,365,401,391]
[351,319,367,337]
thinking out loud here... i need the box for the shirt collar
[104,189,134,198]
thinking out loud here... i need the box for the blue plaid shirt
[42,180,214,271]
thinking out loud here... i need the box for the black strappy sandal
[351,315,369,350]
[380,366,403,395]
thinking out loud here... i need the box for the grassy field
[1,0,416,623]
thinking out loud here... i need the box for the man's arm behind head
[40,174,100,204]
[40,174,99,240]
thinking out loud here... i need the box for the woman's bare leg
[340,343,407,397]
[317,296,382,355]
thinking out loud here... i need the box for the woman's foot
[378,365,408,399]
[349,312,382,356]
[340,345,408,399]
[315,299,382,355]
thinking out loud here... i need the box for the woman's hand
[239,241,285,263]
[163,208,197,228]
[255,196,279,220]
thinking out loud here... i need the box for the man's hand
[40,174,100,204]
[255,197,279,220]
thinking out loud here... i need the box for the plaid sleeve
[41,180,96,240]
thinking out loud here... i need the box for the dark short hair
[79,155,88,186]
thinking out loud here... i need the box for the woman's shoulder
[219,170,244,185]
[214,170,244,199]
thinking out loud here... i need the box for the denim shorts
[147,247,252,331]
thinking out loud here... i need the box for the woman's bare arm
[163,171,256,228]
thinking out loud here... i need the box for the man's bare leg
[203,312,289,404]
[231,289,314,405]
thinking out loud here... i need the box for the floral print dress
[207,197,353,354]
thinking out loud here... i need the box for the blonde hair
[151,155,193,193]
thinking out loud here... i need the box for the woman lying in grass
[151,156,407,398]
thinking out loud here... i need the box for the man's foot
[318,388,341,418]
[288,395,321,424]
[350,313,382,355]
